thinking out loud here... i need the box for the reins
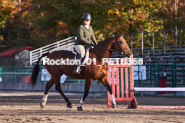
[94,37,129,54]
[94,45,123,53]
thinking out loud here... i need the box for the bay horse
[31,34,132,111]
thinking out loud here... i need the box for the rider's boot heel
[73,65,80,74]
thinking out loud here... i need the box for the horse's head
[113,34,132,57]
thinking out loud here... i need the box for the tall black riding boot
[73,54,82,74]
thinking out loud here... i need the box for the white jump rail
[132,87,185,92]
[30,36,76,65]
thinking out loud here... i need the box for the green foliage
[1,0,184,49]
[0,0,37,47]
[0,0,17,28]
[155,0,185,29]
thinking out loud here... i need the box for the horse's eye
[119,41,123,44]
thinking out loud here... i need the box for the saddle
[72,47,90,66]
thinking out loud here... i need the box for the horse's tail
[31,52,50,88]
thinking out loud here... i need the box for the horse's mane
[97,36,116,46]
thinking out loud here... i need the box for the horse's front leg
[77,79,93,111]
[98,76,116,108]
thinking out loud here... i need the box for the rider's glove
[90,42,94,46]
[90,42,94,48]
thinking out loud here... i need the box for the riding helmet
[82,13,92,21]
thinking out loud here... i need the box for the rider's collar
[85,25,89,30]
[83,23,89,30]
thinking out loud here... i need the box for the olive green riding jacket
[75,24,97,47]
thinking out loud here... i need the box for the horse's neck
[91,38,114,58]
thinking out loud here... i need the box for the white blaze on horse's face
[118,35,125,54]
[120,37,124,54]
[118,35,131,56]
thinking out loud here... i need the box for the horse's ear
[118,33,124,40]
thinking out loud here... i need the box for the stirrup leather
[73,54,82,74]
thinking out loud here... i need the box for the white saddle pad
[72,48,90,66]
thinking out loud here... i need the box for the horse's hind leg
[55,82,72,108]
[98,76,116,108]
[40,77,55,108]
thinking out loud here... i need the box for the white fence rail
[133,87,185,92]
[30,36,76,65]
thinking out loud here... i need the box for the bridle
[94,37,130,54]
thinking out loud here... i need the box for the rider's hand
[90,42,94,46]
[90,42,94,48]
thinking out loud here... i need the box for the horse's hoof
[67,103,72,108]
[111,103,116,108]
[40,103,45,108]
[112,105,116,108]
[77,106,83,111]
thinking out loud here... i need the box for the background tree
[156,0,185,29]
[0,0,37,47]
[2,0,184,49]
[0,0,17,45]
[154,0,185,46]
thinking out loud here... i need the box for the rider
[73,13,98,74]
